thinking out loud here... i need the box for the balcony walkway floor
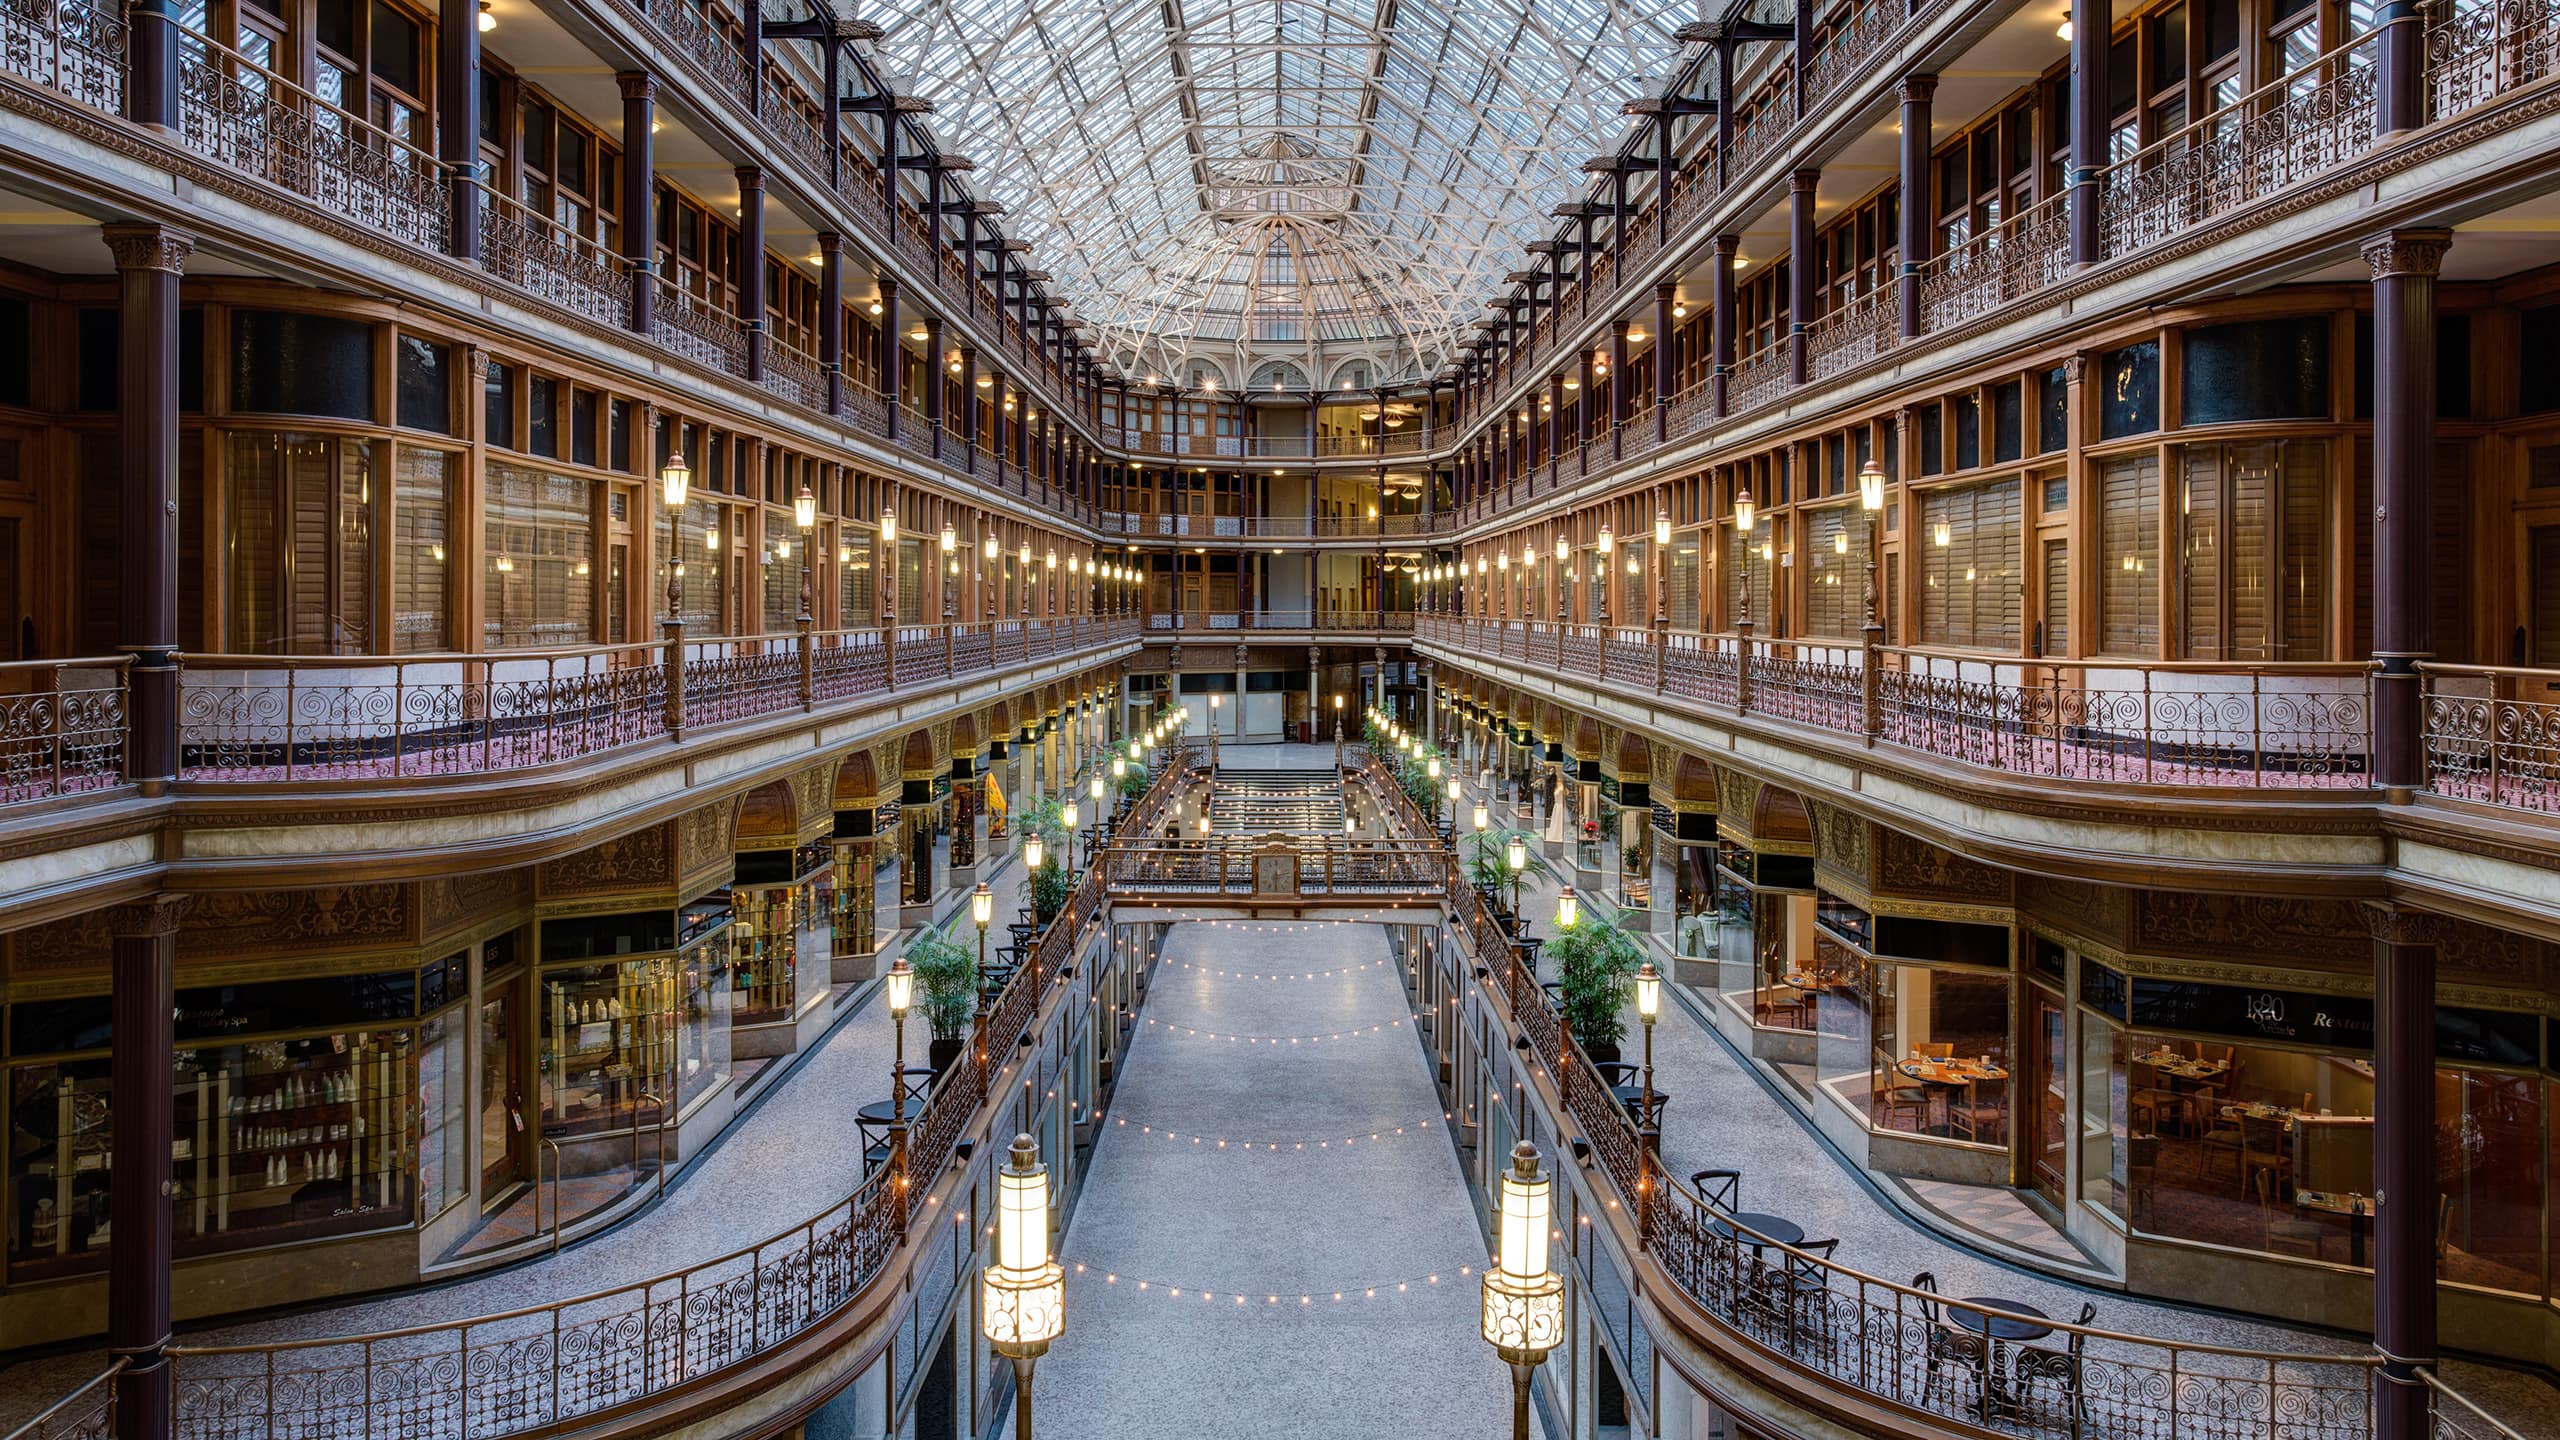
[1037,914,1532,1438]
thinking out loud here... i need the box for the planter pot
[1581,1039,1624,1067]
[928,1035,966,1076]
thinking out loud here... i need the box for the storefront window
[2439,1067,2540,1295]
[418,1006,469,1221]
[1711,845,1818,1030]
[167,1030,417,1255]
[1811,910,2012,1146]
[224,430,377,655]
[8,1058,110,1279]
[485,463,594,648]
[393,446,453,652]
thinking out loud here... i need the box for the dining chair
[1911,1272,1986,1405]
[1691,1168,1741,1211]
[1919,1041,1955,1060]
[1948,1077,2007,1146]
[2010,1301,2096,1437]
[1873,1050,1936,1132]
[2238,1112,2293,1198]
[2256,1169,2326,1259]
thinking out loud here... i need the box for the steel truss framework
[866,0,1702,388]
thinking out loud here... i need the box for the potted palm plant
[1465,826,1552,924]
[907,924,978,1075]
[1016,796,1072,925]
[1548,913,1642,1065]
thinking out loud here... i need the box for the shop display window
[1710,845,1818,1030]
[731,846,830,1031]
[8,1058,110,1279]
[1811,911,2012,1147]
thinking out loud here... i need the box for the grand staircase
[1205,767,1343,835]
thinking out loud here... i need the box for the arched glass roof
[866,0,1701,387]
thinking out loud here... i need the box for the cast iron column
[1898,75,1935,339]
[619,74,654,335]
[2365,230,2450,796]
[2069,16,2107,265]
[437,0,479,259]
[2367,904,2437,1440]
[925,316,946,457]
[1653,282,1674,441]
[1710,235,1736,416]
[819,232,844,415]
[109,897,185,1440]
[738,167,766,382]
[106,224,190,791]
[1788,169,1818,384]
[878,276,901,441]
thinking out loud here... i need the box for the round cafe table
[1947,1297,2053,1343]
[1706,1212,1805,1250]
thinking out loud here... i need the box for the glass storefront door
[479,975,526,1207]
[2029,985,2067,1204]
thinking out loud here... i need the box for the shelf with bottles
[170,1031,415,1253]
[542,958,680,1137]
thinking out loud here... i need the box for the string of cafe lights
[1056,1259,1497,1309]
[1167,956,1392,981]
[1141,1016,1405,1044]
[1105,1112,1447,1151]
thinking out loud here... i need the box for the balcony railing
[0,0,122,112]
[169,616,1134,785]
[1419,615,2376,791]
[2428,0,2560,118]
[2420,663,2560,813]
[1094,511,1450,539]
[1141,609,1414,634]
[174,29,447,255]
[475,183,631,328]
[651,281,749,377]
[1102,835,1449,894]
[1803,286,1900,381]
[1727,342,1789,415]
[1916,192,2073,334]
[0,656,128,805]
[762,336,825,410]
[2099,32,2380,262]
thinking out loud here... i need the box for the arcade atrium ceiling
[869,0,1702,390]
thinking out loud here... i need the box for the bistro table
[2295,1189,2377,1267]
[1610,1081,1671,1127]
[1706,1212,1806,1251]
[1948,1296,2055,1412]
[1897,1057,2009,1136]
[854,1099,910,1173]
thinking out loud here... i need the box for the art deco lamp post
[1061,800,1079,885]
[1482,1142,1564,1440]
[1634,961,1661,1138]
[971,881,993,981]
[659,448,690,629]
[1332,692,1347,769]
[1733,484,1757,640]
[1858,458,1888,738]
[1208,691,1222,770]
[885,956,913,1131]
[1595,522,1614,626]
[1088,773,1108,857]
[983,1133,1065,1440]
[1555,885,1579,933]
[794,482,818,625]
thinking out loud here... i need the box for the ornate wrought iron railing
[1727,342,1789,415]
[2,1361,120,1440]
[2098,31,2379,262]
[1418,616,2375,791]
[761,336,825,410]
[173,617,1136,782]
[0,656,127,805]
[475,183,630,328]
[174,29,447,254]
[1916,193,2074,334]
[0,0,123,113]
[2426,0,2560,121]
[651,282,749,377]
[2420,663,2560,813]
[1803,287,1899,381]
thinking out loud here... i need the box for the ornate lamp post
[1332,692,1346,769]
[1506,833,1527,924]
[1061,800,1079,885]
[1208,692,1222,770]
[1555,885,1579,932]
[1444,776,1462,848]
[1088,773,1108,854]
[793,482,817,625]
[1595,522,1613,626]
[885,956,913,1129]
[1653,509,1671,630]
[983,1134,1065,1440]
[1634,961,1661,1136]
[1733,484,1756,641]
[1482,1142,1564,1440]
[659,447,690,630]
[971,881,993,981]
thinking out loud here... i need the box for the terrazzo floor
[1035,916,1538,1438]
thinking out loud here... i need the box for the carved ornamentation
[680,799,741,874]
[1876,828,2012,904]
[2360,228,2453,282]
[2132,893,2370,972]
[2020,876,2132,948]
[540,823,674,898]
[422,871,531,938]
[1810,802,1872,887]
[102,223,192,275]
[14,910,116,972]
[1714,766,1757,840]
[184,885,411,956]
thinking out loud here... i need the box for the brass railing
[1419,616,2376,791]
[172,616,1136,782]
[0,656,128,804]
[2420,663,2560,813]
[2,1362,120,1440]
